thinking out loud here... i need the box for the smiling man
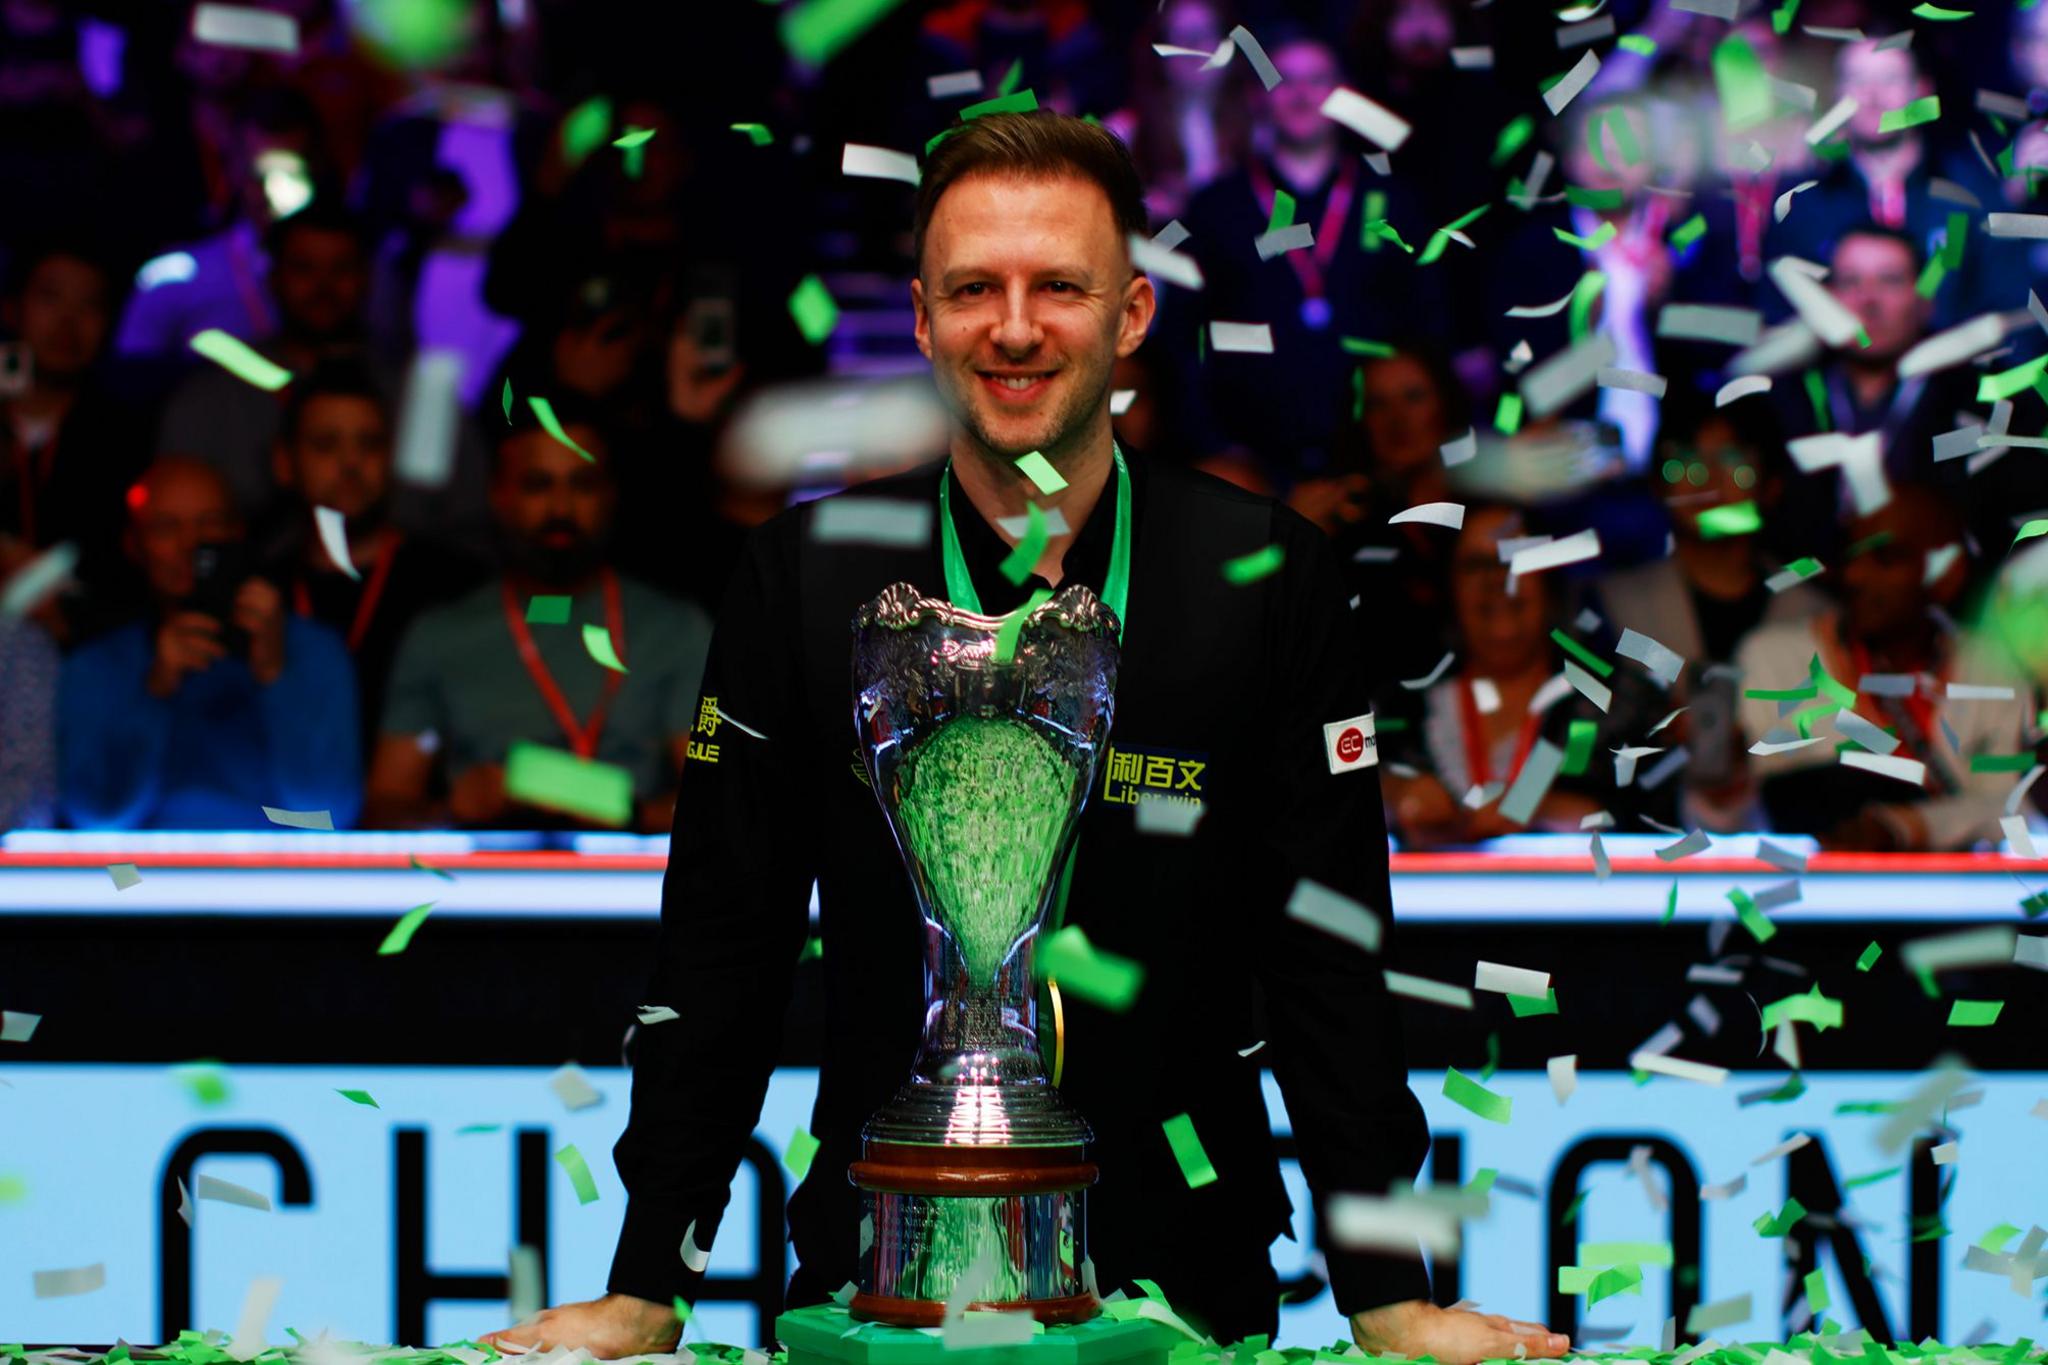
[484,113,1567,1364]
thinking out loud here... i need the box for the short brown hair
[913,111,1147,276]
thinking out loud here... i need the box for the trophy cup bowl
[847,581,1121,1327]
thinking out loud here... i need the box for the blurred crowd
[1,0,2046,852]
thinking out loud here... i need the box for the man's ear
[1115,273,1156,360]
[910,277,933,362]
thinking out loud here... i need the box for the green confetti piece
[1509,987,1559,1017]
[1805,1268,1831,1312]
[1856,941,1882,971]
[457,1122,502,1135]
[0,1173,25,1204]
[730,122,772,146]
[1911,4,1971,18]
[553,1142,600,1204]
[2015,518,2048,547]
[1586,108,1642,176]
[527,395,596,463]
[1417,203,1491,266]
[1976,1222,2022,1253]
[1351,365,1365,423]
[1039,923,1146,1011]
[779,0,906,67]
[1844,1165,1901,1188]
[1580,1240,1674,1266]
[1979,354,2048,403]
[1479,1031,1501,1082]
[1222,544,1285,585]
[526,595,571,625]
[1845,528,1894,559]
[1915,255,1948,299]
[1804,368,1831,430]
[783,1128,821,1179]
[1491,115,1534,167]
[1495,392,1524,434]
[1267,188,1297,235]
[1670,213,1709,250]
[176,1063,232,1107]
[999,502,1049,587]
[1562,1189,1591,1224]
[1917,965,1941,998]
[996,57,1023,96]
[1946,999,2003,1026]
[336,1089,380,1108]
[1761,987,1842,1031]
[1549,628,1616,679]
[787,274,839,346]
[1361,190,1387,250]
[1564,185,1625,211]
[1713,35,1775,132]
[582,622,629,673]
[1730,887,1777,943]
[1969,752,2037,772]
[1878,95,1941,134]
[1340,336,1395,357]
[409,852,454,881]
[1442,1066,1513,1124]
[559,96,612,168]
[673,1297,693,1326]
[798,935,823,961]
[1568,271,1607,343]
[1809,653,1858,707]
[500,377,514,424]
[1585,1264,1645,1307]
[1940,210,1969,271]
[961,89,1039,120]
[993,587,1053,663]
[1014,450,1067,494]
[504,740,634,827]
[1754,1196,1806,1237]
[1698,500,1762,538]
[613,125,653,177]
[1465,1168,1498,1196]
[1364,218,1414,253]
[1560,718,1598,776]
[1772,0,1802,32]
[189,329,293,392]
[378,901,437,955]
[1162,1113,1219,1189]
[1662,881,1678,924]
[1617,34,1657,55]
[1555,221,1618,252]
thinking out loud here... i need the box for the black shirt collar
[943,446,1140,617]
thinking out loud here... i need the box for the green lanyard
[937,445,1132,640]
[937,447,1131,1082]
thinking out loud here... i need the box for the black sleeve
[1247,508,1434,1317]
[606,523,819,1306]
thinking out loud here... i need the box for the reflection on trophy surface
[847,581,1121,1326]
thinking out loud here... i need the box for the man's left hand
[1350,1299,1568,1365]
[235,576,287,687]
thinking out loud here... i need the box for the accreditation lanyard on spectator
[293,531,402,654]
[1848,637,1958,794]
[1459,676,1545,790]
[500,569,626,760]
[9,424,60,546]
[935,445,1132,640]
[1247,156,1356,331]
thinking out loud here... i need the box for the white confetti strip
[1565,661,1611,712]
[1701,1173,1747,1200]
[1506,287,1578,318]
[1749,1134,1811,1166]
[197,1174,273,1212]
[1129,235,1204,290]
[0,540,77,618]
[1773,180,1820,223]
[2015,934,2048,969]
[262,806,334,830]
[1383,970,1474,1009]
[1556,15,1615,46]
[2,1010,41,1042]
[1229,25,1282,89]
[2003,815,2039,860]
[681,1218,712,1272]
[1151,219,1191,251]
[1134,792,1205,836]
[1389,501,1465,529]
[1475,961,1550,996]
[811,499,932,548]
[192,3,298,53]
[1288,878,1382,952]
[1328,1192,1459,1256]
[1254,223,1316,260]
[229,1275,284,1361]
[1509,527,1601,575]
[1209,321,1273,353]
[1899,312,2008,379]
[1110,389,1136,416]
[1521,332,1616,417]
[1840,750,1926,785]
[1499,739,1564,824]
[1687,1294,1752,1334]
[1548,1054,1578,1105]
[1716,375,1773,406]
[1440,429,1477,465]
[1931,1141,1960,1165]
[1400,652,1455,690]
[1542,51,1601,115]
[927,70,983,98]
[1770,258,1861,347]
[108,862,143,890]
[1596,366,1668,396]
[313,506,360,582]
[509,1245,543,1322]
[393,350,462,490]
[841,143,919,185]
[1451,46,1494,69]
[1632,1053,1729,1085]
[549,1062,604,1111]
[1656,828,1711,861]
[1319,86,1412,151]
[1987,214,2048,240]
[1903,925,2017,974]
[1616,628,1684,686]
[637,1005,679,1025]
[32,1263,107,1298]
[1658,304,1762,346]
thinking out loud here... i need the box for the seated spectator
[0,239,152,643]
[1593,392,1829,831]
[157,198,492,552]
[1160,27,1438,492]
[1379,503,1646,846]
[58,456,361,830]
[0,613,59,831]
[113,88,328,360]
[256,358,488,750]
[364,404,713,832]
[1733,484,2027,850]
[1107,0,1245,225]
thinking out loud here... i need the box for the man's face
[1830,233,1926,360]
[1265,41,1340,148]
[1840,502,1933,639]
[270,227,367,342]
[1657,417,1760,538]
[127,464,240,601]
[278,393,391,524]
[1360,355,1447,477]
[1450,507,1549,676]
[1839,43,1926,146]
[912,173,1153,464]
[489,428,615,582]
[16,253,110,382]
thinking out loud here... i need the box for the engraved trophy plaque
[847,581,1120,1326]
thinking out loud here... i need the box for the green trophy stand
[776,1304,1174,1365]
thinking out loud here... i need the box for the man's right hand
[479,1293,681,1355]
[147,611,228,697]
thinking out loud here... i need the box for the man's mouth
[979,370,1056,402]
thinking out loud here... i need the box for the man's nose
[990,285,1043,354]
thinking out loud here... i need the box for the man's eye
[1045,281,1075,293]
[957,283,990,297]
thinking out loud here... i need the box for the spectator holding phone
[57,455,360,829]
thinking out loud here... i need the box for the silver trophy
[846,581,1121,1326]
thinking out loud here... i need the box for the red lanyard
[1247,156,1357,308]
[1459,676,1545,789]
[11,425,59,546]
[1848,637,1946,781]
[500,569,626,759]
[293,529,402,654]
